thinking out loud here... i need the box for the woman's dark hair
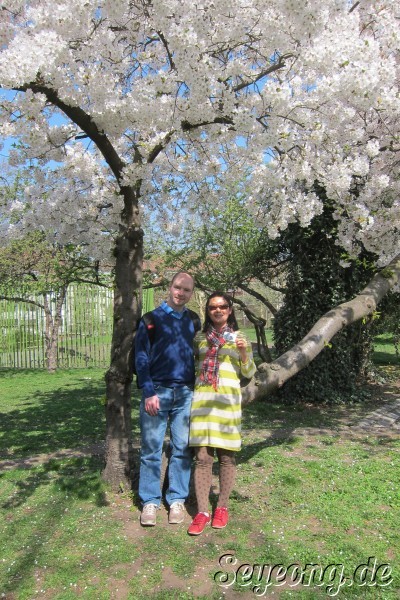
[203,291,239,332]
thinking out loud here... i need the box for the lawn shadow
[373,350,400,365]
[0,456,108,599]
[1,455,107,510]
[241,394,353,433]
[237,392,400,468]
[0,376,107,459]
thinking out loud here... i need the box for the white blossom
[0,0,398,264]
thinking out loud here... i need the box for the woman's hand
[236,336,248,363]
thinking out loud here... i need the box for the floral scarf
[200,325,233,390]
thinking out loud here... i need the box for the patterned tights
[193,446,236,513]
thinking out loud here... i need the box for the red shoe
[187,512,211,536]
[212,507,229,529]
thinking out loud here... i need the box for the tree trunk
[43,294,55,372]
[43,288,67,373]
[242,254,400,404]
[102,211,143,491]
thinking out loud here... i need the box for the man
[135,271,200,526]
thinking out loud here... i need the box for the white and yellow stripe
[189,332,256,451]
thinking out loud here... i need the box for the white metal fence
[0,284,155,369]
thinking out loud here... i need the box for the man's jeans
[139,385,193,507]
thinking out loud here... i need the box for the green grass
[0,369,109,457]
[1,367,399,599]
[242,326,274,346]
[373,333,400,365]
[0,457,139,599]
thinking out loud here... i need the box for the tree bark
[242,254,400,404]
[102,193,143,492]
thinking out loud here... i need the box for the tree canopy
[0,0,398,265]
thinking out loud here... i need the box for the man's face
[168,274,194,311]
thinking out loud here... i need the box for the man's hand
[145,395,160,416]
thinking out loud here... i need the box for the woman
[188,292,256,535]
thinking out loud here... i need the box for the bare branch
[0,295,45,310]
[232,54,293,93]
[237,283,278,315]
[157,30,176,71]
[349,2,360,15]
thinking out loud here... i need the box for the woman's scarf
[200,325,232,390]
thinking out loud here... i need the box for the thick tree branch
[181,116,234,131]
[15,81,126,184]
[242,253,400,404]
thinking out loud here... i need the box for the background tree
[160,193,286,360]
[0,1,399,488]
[0,231,108,372]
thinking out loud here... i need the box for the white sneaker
[140,503,158,526]
[169,501,185,524]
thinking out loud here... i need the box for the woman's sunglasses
[208,304,230,311]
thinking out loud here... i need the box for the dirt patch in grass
[105,494,222,598]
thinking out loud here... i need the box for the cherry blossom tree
[0,0,399,489]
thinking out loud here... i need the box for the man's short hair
[170,271,194,287]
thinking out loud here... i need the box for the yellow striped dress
[189,332,257,451]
